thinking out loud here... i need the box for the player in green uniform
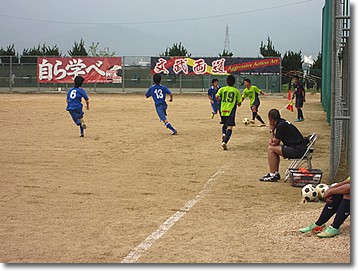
[216,75,242,150]
[242,79,268,127]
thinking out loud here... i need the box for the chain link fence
[0,56,281,93]
[322,0,350,181]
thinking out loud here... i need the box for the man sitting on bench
[260,109,307,182]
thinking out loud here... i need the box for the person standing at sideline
[292,75,306,122]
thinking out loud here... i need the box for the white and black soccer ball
[301,184,318,202]
[315,183,329,200]
[242,118,250,125]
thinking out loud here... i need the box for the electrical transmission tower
[224,24,230,52]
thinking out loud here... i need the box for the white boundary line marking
[121,165,227,263]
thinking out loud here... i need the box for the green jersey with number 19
[217,86,242,116]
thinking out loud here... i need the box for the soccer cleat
[317,226,340,238]
[258,123,266,127]
[300,118,305,121]
[81,119,87,129]
[80,133,84,138]
[222,133,226,143]
[259,172,281,182]
[299,223,327,233]
[294,118,302,122]
[171,130,177,135]
[250,120,255,124]
[211,113,215,119]
[222,142,228,150]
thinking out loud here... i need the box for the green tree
[45,44,61,56]
[219,49,233,57]
[88,42,116,57]
[282,50,302,72]
[259,37,281,57]
[311,52,322,89]
[160,42,191,57]
[312,51,322,70]
[21,44,61,63]
[68,39,88,56]
[0,44,18,63]
[281,50,303,87]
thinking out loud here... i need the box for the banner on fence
[37,57,122,83]
[151,57,281,76]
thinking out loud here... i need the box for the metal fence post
[329,0,337,182]
[179,74,182,93]
[122,56,125,93]
[9,56,13,92]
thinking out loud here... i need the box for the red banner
[37,57,122,83]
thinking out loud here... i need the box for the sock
[222,125,227,135]
[252,111,257,120]
[80,125,84,135]
[165,122,176,132]
[315,194,343,226]
[224,129,232,143]
[332,199,350,229]
[300,109,304,119]
[256,114,265,124]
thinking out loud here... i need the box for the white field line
[121,165,227,263]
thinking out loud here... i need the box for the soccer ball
[315,183,329,200]
[301,184,318,202]
[242,118,250,125]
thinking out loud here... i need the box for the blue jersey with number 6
[146,84,171,107]
[66,87,89,111]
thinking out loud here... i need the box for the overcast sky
[0,0,325,58]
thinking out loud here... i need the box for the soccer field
[0,93,350,263]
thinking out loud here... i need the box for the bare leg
[268,145,283,173]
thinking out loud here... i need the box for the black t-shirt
[293,82,305,99]
[274,118,305,146]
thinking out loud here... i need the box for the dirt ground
[0,93,350,263]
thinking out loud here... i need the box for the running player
[216,75,242,150]
[146,74,177,135]
[207,78,220,119]
[66,75,89,137]
[292,75,306,122]
[241,79,267,127]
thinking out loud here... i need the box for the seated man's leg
[316,194,343,225]
[260,145,282,181]
[268,145,282,173]
[299,194,343,233]
[318,186,350,238]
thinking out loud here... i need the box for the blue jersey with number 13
[66,87,89,111]
[146,84,171,107]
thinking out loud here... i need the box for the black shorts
[251,100,260,111]
[295,97,303,108]
[220,106,236,127]
[282,144,307,159]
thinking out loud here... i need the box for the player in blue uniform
[66,76,89,137]
[208,78,220,119]
[146,74,177,135]
[292,76,306,122]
